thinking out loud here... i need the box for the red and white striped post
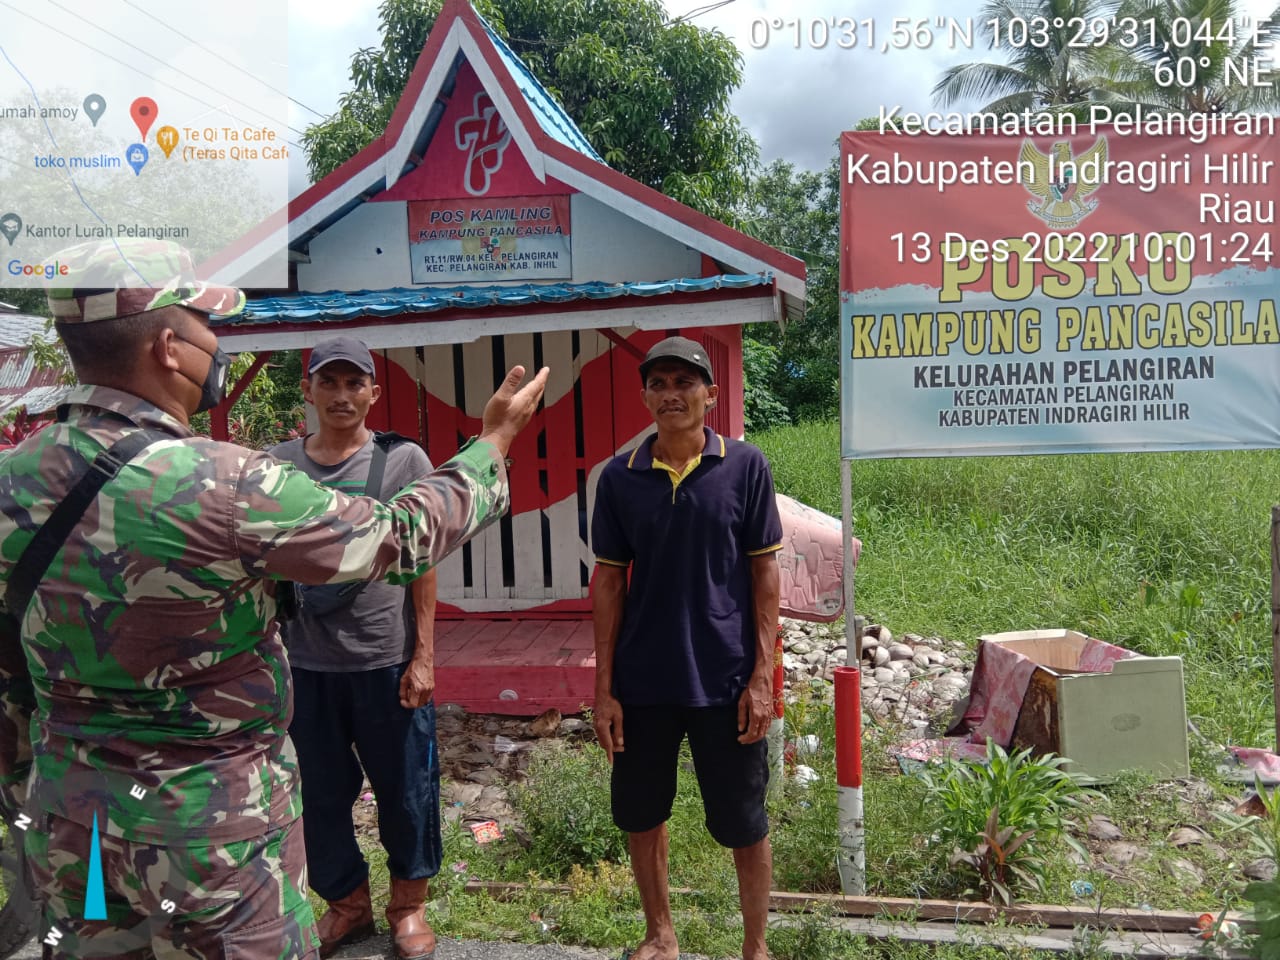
[834,664,864,894]
[836,457,865,894]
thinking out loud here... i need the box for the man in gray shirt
[270,336,441,960]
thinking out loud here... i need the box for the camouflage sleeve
[233,438,508,586]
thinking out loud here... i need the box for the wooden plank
[543,331,582,600]
[492,619,551,655]
[431,617,489,666]
[436,662,596,715]
[564,620,595,650]
[544,495,583,600]
[362,352,392,433]
[447,619,521,665]
[538,623,592,666]
[766,892,1234,934]
[422,344,465,598]
[455,882,1234,936]
[462,338,498,599]
[504,332,545,600]
[383,347,420,441]
[579,330,616,574]
[818,917,1220,959]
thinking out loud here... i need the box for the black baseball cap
[638,336,714,385]
[308,335,375,377]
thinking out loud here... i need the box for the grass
[756,420,1279,747]
[317,419,1279,957]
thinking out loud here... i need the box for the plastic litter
[795,734,820,756]
[469,820,503,844]
[1070,880,1094,898]
[793,764,819,786]
[493,735,519,754]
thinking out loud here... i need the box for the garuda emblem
[1020,138,1107,228]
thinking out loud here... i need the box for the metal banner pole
[836,456,865,894]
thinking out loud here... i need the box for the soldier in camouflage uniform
[0,239,548,960]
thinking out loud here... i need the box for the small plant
[1218,774,1280,957]
[766,905,858,960]
[919,739,1097,902]
[948,806,1042,905]
[509,741,627,877]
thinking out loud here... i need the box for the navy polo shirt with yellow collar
[591,426,783,707]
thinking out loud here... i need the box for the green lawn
[756,420,1279,748]
[334,419,1277,959]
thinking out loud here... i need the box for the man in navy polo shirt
[591,336,782,960]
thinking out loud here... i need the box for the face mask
[176,336,231,413]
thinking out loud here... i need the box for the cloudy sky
[285,0,1279,195]
[2,0,1274,200]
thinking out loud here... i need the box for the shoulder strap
[3,428,169,625]
[364,431,412,500]
[364,438,389,500]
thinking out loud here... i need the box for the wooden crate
[981,629,1189,781]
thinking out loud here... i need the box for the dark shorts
[611,704,768,849]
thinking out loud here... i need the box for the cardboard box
[979,629,1189,781]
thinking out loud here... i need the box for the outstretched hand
[479,365,550,456]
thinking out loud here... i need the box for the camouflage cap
[45,238,246,323]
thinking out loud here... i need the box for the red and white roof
[207,0,806,336]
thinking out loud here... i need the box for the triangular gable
[208,0,804,306]
[379,60,576,201]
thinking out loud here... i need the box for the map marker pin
[156,125,179,159]
[130,97,158,140]
[83,93,106,127]
[125,143,149,176]
[0,213,20,246]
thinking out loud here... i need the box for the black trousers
[289,663,441,901]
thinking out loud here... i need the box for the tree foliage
[302,0,757,222]
[737,156,842,423]
[1106,0,1280,113]
[933,0,1121,113]
[934,0,1280,114]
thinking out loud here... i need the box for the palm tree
[1106,0,1280,113]
[933,0,1118,112]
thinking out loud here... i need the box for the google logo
[7,259,68,279]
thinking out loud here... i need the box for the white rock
[790,641,813,656]
[912,654,931,670]
[874,667,895,684]
[888,643,914,661]
[933,675,969,698]
[873,646,891,667]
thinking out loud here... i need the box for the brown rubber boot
[316,879,377,958]
[386,876,437,960]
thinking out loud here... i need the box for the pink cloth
[1078,637,1136,672]
[889,738,989,764]
[963,642,1040,747]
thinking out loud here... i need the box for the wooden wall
[347,325,745,616]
